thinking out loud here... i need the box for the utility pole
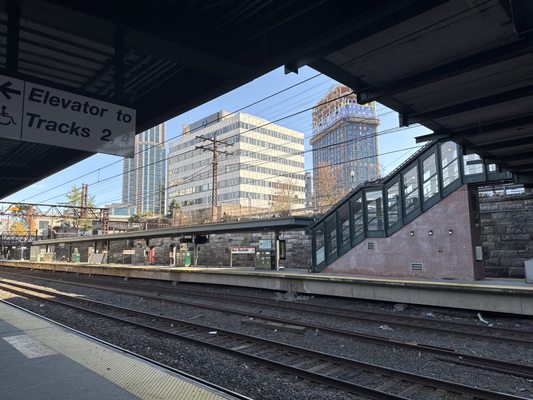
[81,183,88,215]
[196,131,233,223]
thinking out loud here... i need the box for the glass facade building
[311,85,380,192]
[121,123,166,215]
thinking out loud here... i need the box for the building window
[422,154,439,200]
[337,204,350,251]
[365,189,383,231]
[325,215,337,261]
[403,165,419,216]
[463,153,484,175]
[440,141,459,187]
[351,196,364,238]
[386,182,400,228]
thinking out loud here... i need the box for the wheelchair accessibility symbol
[0,105,17,126]
[0,76,23,139]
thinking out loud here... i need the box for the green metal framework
[310,141,518,272]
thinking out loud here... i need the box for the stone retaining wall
[197,230,312,269]
[480,193,533,277]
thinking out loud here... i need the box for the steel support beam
[492,151,533,163]
[415,114,533,143]
[358,36,533,104]
[124,30,248,79]
[114,26,125,100]
[309,59,368,91]
[0,167,35,181]
[286,0,449,73]
[6,0,20,73]
[402,84,533,126]
[465,136,533,154]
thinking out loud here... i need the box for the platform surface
[0,300,234,400]
[2,261,533,315]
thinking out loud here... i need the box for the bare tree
[272,177,299,217]
[314,162,345,211]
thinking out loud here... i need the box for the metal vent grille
[367,242,375,250]
[470,193,478,210]
[410,262,423,271]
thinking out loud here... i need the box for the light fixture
[428,230,433,236]
[410,231,414,236]
[448,229,454,235]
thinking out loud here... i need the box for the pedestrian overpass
[308,139,530,279]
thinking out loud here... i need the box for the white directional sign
[230,247,256,254]
[0,74,135,158]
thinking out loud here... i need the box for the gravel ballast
[1,268,532,399]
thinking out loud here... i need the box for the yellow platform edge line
[0,302,225,400]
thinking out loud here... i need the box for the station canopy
[1,0,532,199]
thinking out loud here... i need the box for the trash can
[184,251,192,267]
[72,253,80,263]
[526,258,533,284]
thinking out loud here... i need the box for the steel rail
[1,270,532,380]
[2,268,531,347]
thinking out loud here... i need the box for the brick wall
[324,185,484,280]
[480,192,533,278]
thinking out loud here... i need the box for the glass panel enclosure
[315,223,325,266]
[365,189,383,231]
[325,215,337,260]
[463,153,484,175]
[337,204,350,251]
[403,165,419,215]
[440,141,459,187]
[422,154,439,200]
[386,182,400,227]
[351,196,364,238]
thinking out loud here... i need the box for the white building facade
[167,111,305,220]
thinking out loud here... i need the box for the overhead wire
[19,72,329,203]
[88,109,417,207]
[36,89,361,204]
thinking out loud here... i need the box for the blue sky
[2,66,431,207]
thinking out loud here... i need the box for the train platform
[1,260,533,316]
[0,300,243,400]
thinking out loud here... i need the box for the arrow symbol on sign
[0,81,21,100]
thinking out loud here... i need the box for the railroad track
[0,279,529,400]
[2,268,531,347]
[1,271,532,381]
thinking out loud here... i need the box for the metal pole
[274,230,280,271]
[211,137,218,222]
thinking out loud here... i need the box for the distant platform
[1,260,533,316]
[0,300,243,400]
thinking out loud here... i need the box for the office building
[167,111,304,221]
[311,84,379,192]
[121,123,166,215]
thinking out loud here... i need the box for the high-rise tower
[122,123,166,215]
[311,85,379,194]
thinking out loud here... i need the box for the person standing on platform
[148,246,156,265]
